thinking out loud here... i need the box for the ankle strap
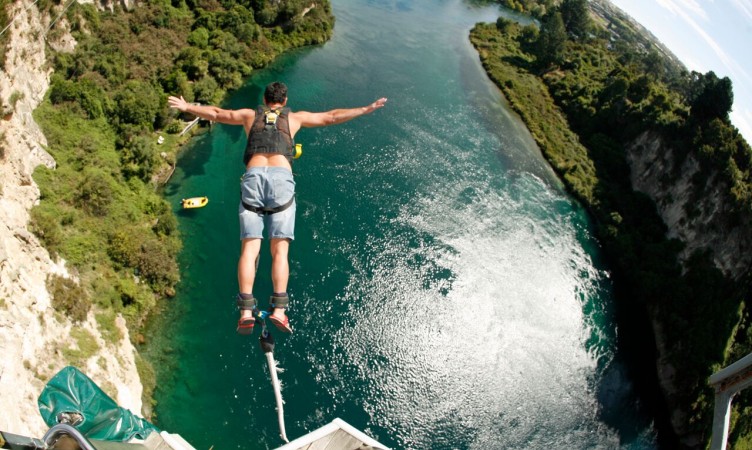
[270,294,289,310]
[236,293,257,310]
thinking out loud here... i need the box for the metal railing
[43,423,98,450]
[709,352,752,450]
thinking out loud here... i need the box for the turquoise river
[147,0,661,448]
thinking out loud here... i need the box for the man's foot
[237,314,255,335]
[268,312,292,333]
[236,293,257,335]
[269,294,292,333]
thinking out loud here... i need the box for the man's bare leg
[269,237,290,321]
[238,238,262,321]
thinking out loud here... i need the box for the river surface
[149,0,659,448]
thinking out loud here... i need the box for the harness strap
[241,195,295,215]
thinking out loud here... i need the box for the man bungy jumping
[168,82,387,335]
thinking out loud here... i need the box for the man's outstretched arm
[167,95,253,126]
[294,97,387,129]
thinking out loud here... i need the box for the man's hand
[370,97,387,112]
[168,95,189,112]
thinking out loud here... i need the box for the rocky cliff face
[625,130,751,446]
[626,130,752,280]
[0,1,144,437]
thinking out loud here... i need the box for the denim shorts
[238,167,296,240]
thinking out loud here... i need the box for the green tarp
[38,366,159,441]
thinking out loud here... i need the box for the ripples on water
[155,0,659,447]
[326,187,617,447]
[286,101,654,448]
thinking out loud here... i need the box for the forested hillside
[471,0,751,448]
[9,0,333,406]
[4,0,750,442]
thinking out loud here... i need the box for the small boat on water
[181,196,208,209]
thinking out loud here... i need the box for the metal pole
[709,391,733,450]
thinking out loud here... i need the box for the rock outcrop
[626,130,752,280]
[0,0,144,437]
[625,130,752,446]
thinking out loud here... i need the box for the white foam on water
[326,170,624,448]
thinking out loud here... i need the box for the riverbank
[471,20,684,446]
[470,9,752,448]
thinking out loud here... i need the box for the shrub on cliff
[48,274,91,323]
[61,327,100,368]
[30,204,64,259]
[76,168,115,217]
[107,228,179,295]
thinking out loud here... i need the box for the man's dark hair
[264,82,288,104]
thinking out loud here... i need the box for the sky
[608,0,752,144]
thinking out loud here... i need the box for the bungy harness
[241,105,295,215]
[244,106,295,164]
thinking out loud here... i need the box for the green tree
[154,207,178,236]
[176,46,209,80]
[187,27,210,48]
[49,76,109,119]
[496,17,515,33]
[689,71,734,122]
[193,75,221,104]
[236,22,260,42]
[92,51,128,86]
[218,4,255,34]
[535,12,567,70]
[114,80,162,128]
[559,0,590,40]
[48,75,78,105]
[77,79,109,119]
[627,74,651,104]
[136,237,180,291]
[256,5,278,26]
[120,134,158,180]
[161,69,192,98]
[193,8,217,31]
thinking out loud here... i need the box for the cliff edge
[0,0,144,437]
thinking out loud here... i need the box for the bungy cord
[258,314,289,443]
